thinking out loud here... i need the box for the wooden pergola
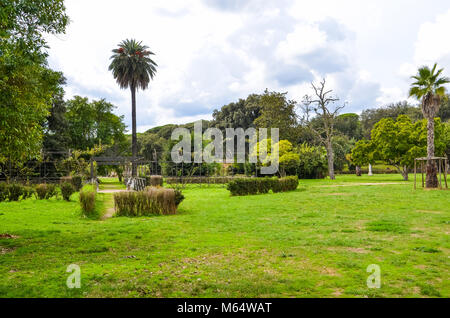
[414,157,448,190]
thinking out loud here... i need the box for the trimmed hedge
[114,187,180,217]
[227,176,299,196]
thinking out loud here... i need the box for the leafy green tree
[137,133,166,161]
[252,139,300,177]
[254,90,298,142]
[360,101,422,138]
[43,74,70,155]
[334,113,363,140]
[444,122,450,162]
[350,139,376,176]
[213,94,262,131]
[438,95,450,122]
[1,0,69,57]
[353,115,446,181]
[109,39,158,177]
[409,63,450,187]
[332,135,355,172]
[65,96,126,151]
[0,0,68,165]
[296,143,328,179]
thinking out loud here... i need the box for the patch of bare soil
[0,234,19,239]
[318,182,404,188]
[327,247,369,254]
[98,189,129,194]
[0,247,15,255]
[101,207,116,221]
[415,210,443,214]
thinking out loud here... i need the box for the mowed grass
[0,175,448,298]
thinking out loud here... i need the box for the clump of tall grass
[80,188,96,217]
[114,187,179,217]
[146,175,163,187]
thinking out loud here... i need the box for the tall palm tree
[409,63,449,188]
[109,39,157,177]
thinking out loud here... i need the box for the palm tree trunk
[131,85,137,178]
[426,118,438,188]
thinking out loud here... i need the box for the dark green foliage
[212,94,262,131]
[361,101,423,138]
[71,175,83,192]
[7,184,24,201]
[8,184,23,201]
[46,184,58,199]
[174,190,185,207]
[80,190,96,217]
[0,183,8,202]
[334,113,363,140]
[114,188,177,217]
[60,182,75,201]
[227,177,299,196]
[35,184,48,200]
[65,97,127,151]
[296,143,328,179]
[22,186,35,200]
[35,184,58,200]
[1,0,68,165]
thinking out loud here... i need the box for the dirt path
[98,180,130,220]
[316,182,406,188]
[101,202,115,220]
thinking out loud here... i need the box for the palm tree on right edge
[409,63,449,188]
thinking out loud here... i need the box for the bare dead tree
[302,79,346,180]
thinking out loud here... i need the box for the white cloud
[414,9,450,64]
[44,0,450,131]
[275,24,327,62]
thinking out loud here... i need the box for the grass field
[0,174,448,298]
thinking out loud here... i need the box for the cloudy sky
[46,0,450,132]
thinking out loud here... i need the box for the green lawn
[0,175,448,298]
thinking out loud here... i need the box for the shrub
[22,186,35,200]
[80,190,96,217]
[0,183,8,202]
[71,175,83,191]
[35,184,48,200]
[46,184,58,199]
[61,182,75,201]
[8,184,24,201]
[174,190,185,207]
[146,175,163,187]
[35,184,58,200]
[114,187,178,217]
[227,176,299,196]
[297,143,328,179]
